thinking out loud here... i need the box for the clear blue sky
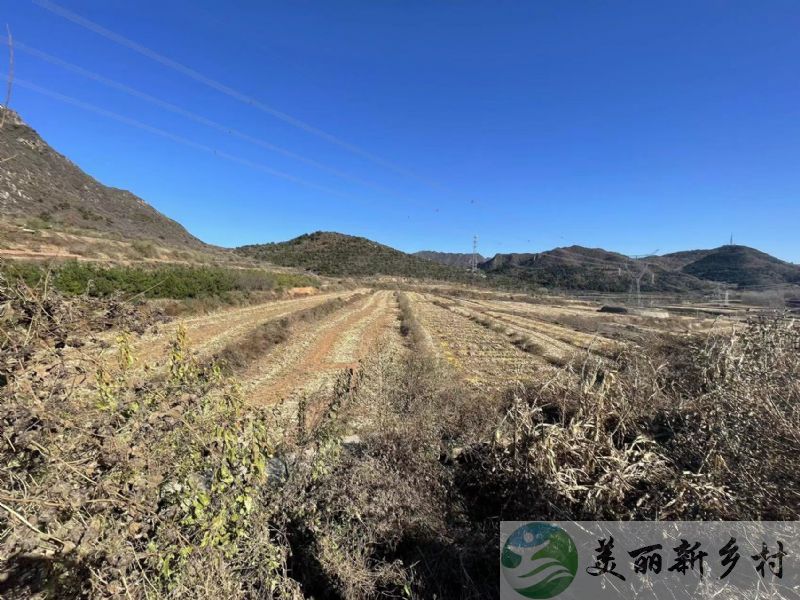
[3,1,799,261]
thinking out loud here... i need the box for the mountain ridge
[479,245,708,292]
[0,108,204,248]
[668,245,800,287]
[413,250,485,269]
[236,232,468,280]
[2,109,797,291]
[420,244,800,291]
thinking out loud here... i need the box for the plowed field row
[90,290,403,415]
[132,290,363,365]
[407,292,546,391]
[451,298,622,357]
[241,290,401,408]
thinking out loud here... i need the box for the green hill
[673,245,800,287]
[480,246,710,292]
[236,232,467,279]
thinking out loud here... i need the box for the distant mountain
[480,245,711,292]
[4,109,795,291]
[237,232,467,279]
[413,251,485,269]
[479,244,800,291]
[237,235,799,291]
[664,245,800,287]
[649,249,714,271]
[0,108,203,247]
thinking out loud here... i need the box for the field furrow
[408,292,546,391]
[465,303,623,356]
[54,291,364,385]
[242,290,400,407]
[132,291,361,362]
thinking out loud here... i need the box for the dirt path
[0,248,86,260]
[242,290,399,407]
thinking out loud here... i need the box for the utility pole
[471,235,478,275]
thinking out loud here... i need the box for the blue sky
[3,1,799,261]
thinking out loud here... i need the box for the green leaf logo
[501,523,578,599]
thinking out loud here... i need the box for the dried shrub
[0,273,296,598]
[2,268,797,599]
[459,313,800,522]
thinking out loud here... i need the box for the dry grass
[433,298,552,358]
[260,308,799,597]
[1,272,797,599]
[396,291,429,353]
[213,294,364,372]
[0,273,300,598]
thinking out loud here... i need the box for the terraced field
[499,295,721,330]
[242,290,401,406]
[452,297,623,357]
[397,291,744,394]
[63,290,364,381]
[133,290,364,364]
[454,294,731,343]
[406,292,548,391]
[55,286,743,420]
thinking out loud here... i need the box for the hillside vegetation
[413,250,484,269]
[237,231,467,279]
[1,262,318,299]
[480,245,711,292]
[0,109,203,248]
[674,245,800,287]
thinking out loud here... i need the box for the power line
[30,0,554,239]
[11,77,364,201]
[30,0,466,196]
[4,37,425,205]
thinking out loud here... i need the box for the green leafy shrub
[0,262,319,300]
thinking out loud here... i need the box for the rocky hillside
[413,250,485,269]
[480,245,711,292]
[480,244,800,291]
[0,108,203,247]
[237,232,467,279]
[663,245,800,287]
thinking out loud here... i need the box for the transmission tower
[625,249,658,307]
[471,235,478,275]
